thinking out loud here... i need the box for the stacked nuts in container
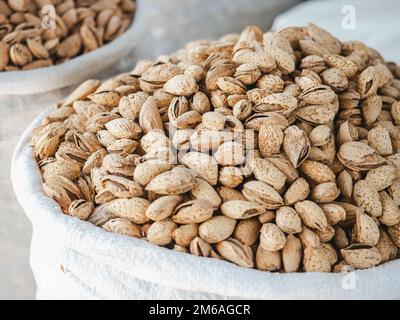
[30,23,400,272]
[0,0,135,71]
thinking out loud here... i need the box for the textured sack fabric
[273,0,400,62]
[10,111,400,300]
[0,4,145,96]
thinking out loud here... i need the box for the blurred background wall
[131,0,302,59]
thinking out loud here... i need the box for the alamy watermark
[41,5,56,30]
[341,5,356,30]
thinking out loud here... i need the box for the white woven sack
[272,0,400,62]
[11,110,400,300]
[0,2,146,96]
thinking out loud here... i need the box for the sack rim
[10,108,400,300]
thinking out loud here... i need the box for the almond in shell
[282,234,302,272]
[172,199,215,224]
[173,224,199,247]
[182,152,219,186]
[303,247,331,272]
[199,215,236,243]
[260,223,287,251]
[233,218,261,246]
[284,177,310,205]
[221,200,266,219]
[379,191,400,226]
[147,219,177,246]
[275,206,302,234]
[145,167,198,195]
[255,246,282,271]
[353,180,382,217]
[242,180,284,209]
[341,244,382,269]
[216,238,254,268]
[294,200,328,232]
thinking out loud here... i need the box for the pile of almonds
[30,23,400,273]
[0,0,135,71]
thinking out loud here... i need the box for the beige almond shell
[353,212,380,246]
[147,219,177,246]
[283,125,311,168]
[294,200,328,232]
[260,223,287,251]
[233,218,262,246]
[69,200,94,220]
[102,218,142,238]
[214,141,246,166]
[337,169,353,199]
[258,125,284,158]
[217,186,246,202]
[145,167,198,195]
[388,222,400,247]
[337,141,385,171]
[341,244,382,269]
[182,152,219,186]
[367,127,393,157]
[172,199,215,224]
[284,177,310,205]
[101,197,150,225]
[309,125,331,147]
[218,166,243,188]
[190,236,212,257]
[173,224,199,247]
[145,195,182,221]
[376,229,399,263]
[255,246,282,272]
[275,206,302,234]
[319,243,338,266]
[299,227,321,249]
[215,238,254,268]
[251,158,286,191]
[133,162,173,186]
[311,182,340,203]
[164,74,199,96]
[379,191,400,226]
[299,160,336,183]
[199,215,237,244]
[320,203,346,225]
[333,226,349,249]
[282,234,302,272]
[221,200,266,219]
[190,178,222,208]
[303,247,331,272]
[353,180,382,217]
[365,165,396,192]
[242,180,284,209]
[316,224,335,243]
